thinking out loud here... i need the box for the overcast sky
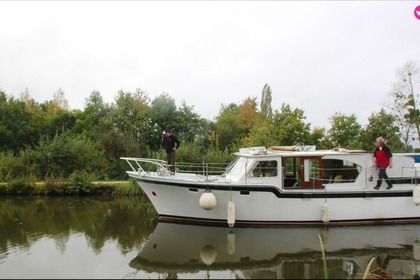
[1,1,419,129]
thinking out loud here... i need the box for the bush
[44,176,68,195]
[68,170,94,194]
[6,177,36,195]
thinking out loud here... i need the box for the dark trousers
[166,151,176,173]
[377,167,392,187]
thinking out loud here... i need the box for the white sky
[0,1,419,129]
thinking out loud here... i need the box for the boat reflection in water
[130,222,420,279]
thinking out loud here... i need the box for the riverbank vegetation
[1,60,419,195]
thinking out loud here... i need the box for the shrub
[68,170,94,194]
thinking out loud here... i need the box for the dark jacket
[163,135,180,153]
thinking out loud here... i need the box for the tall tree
[389,60,420,147]
[260,83,273,120]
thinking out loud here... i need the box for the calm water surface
[1,196,420,279]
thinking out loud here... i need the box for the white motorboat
[122,146,420,227]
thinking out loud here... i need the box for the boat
[129,222,420,279]
[121,145,420,227]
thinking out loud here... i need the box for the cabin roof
[234,146,369,158]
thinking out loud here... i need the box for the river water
[1,196,420,279]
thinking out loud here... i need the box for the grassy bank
[0,179,143,196]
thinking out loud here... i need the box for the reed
[318,234,393,279]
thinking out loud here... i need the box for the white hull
[122,146,420,227]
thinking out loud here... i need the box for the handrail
[121,157,231,176]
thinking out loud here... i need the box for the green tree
[260,83,273,120]
[0,92,37,153]
[214,103,242,151]
[174,101,206,143]
[146,93,178,152]
[241,121,278,147]
[327,113,361,148]
[360,109,403,152]
[272,103,311,146]
[309,126,330,149]
[74,90,111,136]
[111,88,150,139]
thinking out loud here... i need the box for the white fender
[413,186,420,206]
[321,202,330,224]
[199,189,217,210]
[227,201,235,227]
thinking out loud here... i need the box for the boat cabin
[231,146,365,189]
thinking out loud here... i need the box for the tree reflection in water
[1,196,420,279]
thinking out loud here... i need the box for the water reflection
[131,222,420,279]
[0,196,158,279]
[1,196,420,279]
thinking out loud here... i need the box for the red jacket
[373,145,392,167]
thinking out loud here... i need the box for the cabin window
[229,158,248,177]
[283,156,324,188]
[249,160,278,177]
[304,158,320,182]
[322,159,361,183]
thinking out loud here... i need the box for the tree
[260,83,273,120]
[111,88,150,138]
[214,103,242,151]
[309,126,330,149]
[148,92,177,132]
[327,113,361,148]
[241,121,278,147]
[73,90,112,137]
[360,109,404,152]
[389,60,420,148]
[0,93,37,153]
[174,101,207,143]
[272,103,311,146]
[52,88,69,110]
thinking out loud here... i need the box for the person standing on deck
[162,128,180,174]
[373,136,393,190]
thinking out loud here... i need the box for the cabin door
[299,156,323,188]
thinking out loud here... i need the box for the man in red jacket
[373,136,393,190]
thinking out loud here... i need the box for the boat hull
[131,174,420,227]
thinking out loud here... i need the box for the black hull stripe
[159,215,420,228]
[135,178,415,199]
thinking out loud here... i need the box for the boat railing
[401,166,420,185]
[316,165,420,185]
[121,157,231,176]
[176,162,231,176]
[121,157,168,174]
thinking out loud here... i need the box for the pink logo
[415,5,420,20]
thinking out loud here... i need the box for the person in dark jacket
[162,128,180,174]
[373,136,393,190]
